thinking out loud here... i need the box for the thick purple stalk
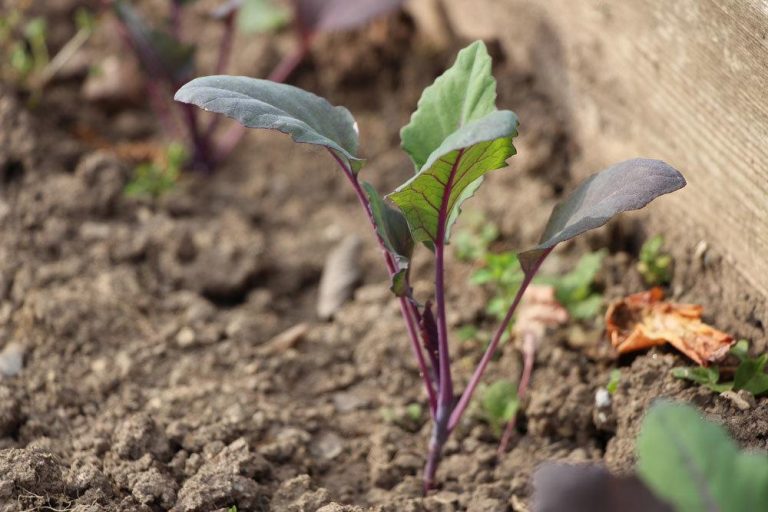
[423,149,465,492]
[447,248,552,431]
[329,152,438,414]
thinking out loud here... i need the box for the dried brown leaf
[605,287,734,365]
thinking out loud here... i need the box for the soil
[0,2,766,511]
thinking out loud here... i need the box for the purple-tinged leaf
[519,159,685,274]
[114,0,196,84]
[175,76,361,169]
[293,0,405,35]
[363,182,414,296]
[532,463,673,512]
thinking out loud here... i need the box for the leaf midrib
[435,148,466,244]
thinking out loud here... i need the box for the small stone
[310,432,343,460]
[176,327,196,348]
[594,388,612,409]
[317,235,363,320]
[721,390,754,410]
[332,392,368,413]
[0,343,24,378]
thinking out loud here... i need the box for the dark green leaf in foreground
[175,76,361,169]
[637,401,768,512]
[114,0,196,83]
[363,182,414,296]
[519,159,686,274]
[389,110,517,244]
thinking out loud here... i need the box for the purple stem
[170,0,182,39]
[423,149,465,492]
[329,151,438,414]
[205,11,237,140]
[447,248,553,432]
[498,329,535,455]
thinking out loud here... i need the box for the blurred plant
[672,339,768,396]
[478,379,518,437]
[453,212,499,262]
[637,234,672,286]
[176,40,686,491]
[533,401,768,512]
[1,8,96,100]
[471,249,606,323]
[125,142,187,199]
[108,0,405,171]
[606,368,621,394]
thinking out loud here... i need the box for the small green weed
[478,379,519,437]
[125,143,186,199]
[672,340,768,396]
[637,234,672,285]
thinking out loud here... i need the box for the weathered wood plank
[443,0,768,296]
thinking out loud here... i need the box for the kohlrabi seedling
[111,0,405,170]
[175,40,686,490]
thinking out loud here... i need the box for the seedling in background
[125,143,187,199]
[672,339,768,396]
[1,8,96,100]
[175,40,686,490]
[478,379,519,437]
[109,0,404,171]
[606,368,621,394]
[533,401,768,512]
[472,249,606,323]
[638,234,673,285]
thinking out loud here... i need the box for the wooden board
[439,0,768,297]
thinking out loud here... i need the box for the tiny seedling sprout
[175,40,686,490]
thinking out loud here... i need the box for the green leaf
[401,40,499,171]
[734,354,768,395]
[606,369,621,394]
[480,380,519,436]
[389,110,518,244]
[175,76,361,169]
[363,183,413,265]
[636,401,768,512]
[730,339,750,362]
[237,0,290,33]
[671,366,720,386]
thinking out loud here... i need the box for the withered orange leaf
[605,287,733,365]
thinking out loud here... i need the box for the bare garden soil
[0,3,766,511]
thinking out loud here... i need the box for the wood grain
[443,0,768,296]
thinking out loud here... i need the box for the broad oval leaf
[401,40,498,171]
[174,76,361,168]
[295,0,405,35]
[637,401,768,512]
[389,110,518,244]
[519,159,685,273]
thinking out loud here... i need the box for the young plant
[1,8,95,101]
[110,0,405,171]
[175,40,686,490]
[533,401,768,512]
[672,339,768,396]
[124,142,187,199]
[638,234,673,285]
[472,250,606,322]
[478,379,519,437]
